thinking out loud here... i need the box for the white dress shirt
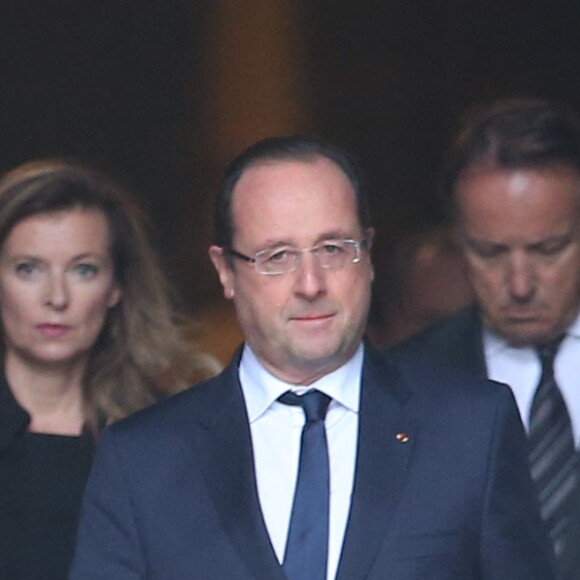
[483,311,580,446]
[239,344,362,580]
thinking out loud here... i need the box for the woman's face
[0,208,121,370]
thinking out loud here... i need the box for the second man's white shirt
[484,311,580,445]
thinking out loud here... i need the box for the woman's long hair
[0,160,219,432]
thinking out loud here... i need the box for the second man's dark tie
[528,337,578,574]
[278,389,331,580]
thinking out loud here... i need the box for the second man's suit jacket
[387,305,487,377]
[388,305,580,580]
[70,345,554,580]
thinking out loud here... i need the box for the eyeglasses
[225,238,368,276]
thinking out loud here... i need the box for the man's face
[209,157,373,384]
[456,165,580,347]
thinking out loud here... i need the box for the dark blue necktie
[528,337,579,575]
[278,389,331,580]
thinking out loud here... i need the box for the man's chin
[497,322,562,348]
[291,346,342,367]
[288,340,350,370]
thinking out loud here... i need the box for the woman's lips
[36,323,71,338]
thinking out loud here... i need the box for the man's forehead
[457,166,580,216]
[228,158,361,249]
[457,164,580,194]
[231,157,355,209]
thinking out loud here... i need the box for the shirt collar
[566,310,580,339]
[482,326,515,356]
[239,343,363,423]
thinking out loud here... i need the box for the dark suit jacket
[70,345,555,579]
[387,305,488,377]
[388,306,580,579]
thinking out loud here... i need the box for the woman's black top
[0,375,95,580]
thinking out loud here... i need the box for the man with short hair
[390,99,580,579]
[71,136,553,579]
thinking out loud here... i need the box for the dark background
[2,1,580,358]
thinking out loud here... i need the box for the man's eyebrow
[314,231,352,243]
[462,234,501,246]
[258,239,294,249]
[531,233,571,242]
[527,233,572,247]
[255,231,353,249]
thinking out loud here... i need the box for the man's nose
[506,254,536,302]
[292,251,327,300]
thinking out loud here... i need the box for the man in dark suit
[389,99,580,579]
[70,136,554,579]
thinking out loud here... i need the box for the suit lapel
[193,355,287,580]
[336,349,416,580]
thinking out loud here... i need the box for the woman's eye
[15,262,38,276]
[75,263,98,277]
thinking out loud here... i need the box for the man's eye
[474,247,502,258]
[534,239,569,256]
[266,249,292,263]
[466,241,504,259]
[320,242,345,255]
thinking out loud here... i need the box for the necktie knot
[279,390,331,423]
[535,335,565,372]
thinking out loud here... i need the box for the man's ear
[209,246,236,300]
[364,227,375,247]
[364,227,375,281]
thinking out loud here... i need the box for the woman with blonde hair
[0,160,217,579]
